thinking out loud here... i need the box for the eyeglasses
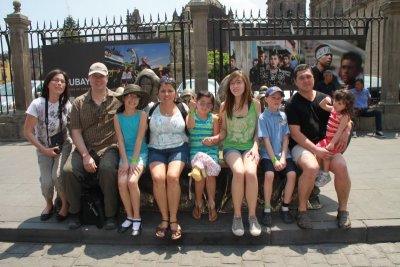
[197,102,213,108]
[160,77,176,84]
[51,78,66,84]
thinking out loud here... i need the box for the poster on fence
[227,38,380,100]
[43,39,171,97]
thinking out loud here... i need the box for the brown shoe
[192,205,202,220]
[208,203,218,222]
[297,211,313,229]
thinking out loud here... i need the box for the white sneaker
[248,216,262,236]
[352,131,357,138]
[232,216,244,236]
[315,171,332,187]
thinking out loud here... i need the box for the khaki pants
[63,148,119,217]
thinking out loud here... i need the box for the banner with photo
[43,39,171,97]
[228,38,376,99]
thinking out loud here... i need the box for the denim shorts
[119,153,148,168]
[260,158,296,176]
[223,147,251,158]
[148,143,189,165]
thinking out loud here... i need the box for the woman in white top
[147,77,189,240]
[24,69,72,222]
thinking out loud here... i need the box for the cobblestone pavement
[1,242,400,266]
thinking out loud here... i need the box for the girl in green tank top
[218,70,262,237]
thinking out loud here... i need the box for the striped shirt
[189,113,218,162]
[326,108,347,138]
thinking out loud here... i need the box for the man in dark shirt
[311,44,340,89]
[249,50,269,91]
[316,69,340,97]
[285,64,351,230]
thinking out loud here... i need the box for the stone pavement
[1,241,400,266]
[0,132,399,246]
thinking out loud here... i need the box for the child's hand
[202,136,217,146]
[274,161,284,171]
[188,99,197,111]
[279,158,287,169]
[326,143,334,151]
[129,162,141,175]
[118,162,129,177]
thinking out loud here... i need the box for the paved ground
[1,241,400,266]
[0,131,399,245]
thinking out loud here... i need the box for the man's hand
[83,154,97,173]
[315,146,332,161]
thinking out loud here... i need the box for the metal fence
[208,9,385,102]
[0,11,193,114]
[0,8,386,114]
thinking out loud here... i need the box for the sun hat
[181,88,195,98]
[116,84,150,110]
[88,62,108,76]
[265,86,284,97]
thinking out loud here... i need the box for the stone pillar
[189,1,209,93]
[380,0,400,130]
[4,1,32,113]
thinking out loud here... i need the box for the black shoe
[131,219,142,237]
[118,218,133,233]
[375,131,385,137]
[261,211,272,227]
[56,213,69,222]
[104,217,117,230]
[40,210,53,221]
[280,210,294,224]
[68,213,81,230]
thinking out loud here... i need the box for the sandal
[155,219,169,238]
[192,205,202,220]
[208,205,218,222]
[170,221,182,240]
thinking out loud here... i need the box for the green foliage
[59,15,84,44]
[208,50,229,83]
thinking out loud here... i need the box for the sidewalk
[0,132,399,245]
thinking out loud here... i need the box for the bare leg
[330,154,351,211]
[166,160,185,226]
[225,152,245,217]
[150,162,169,229]
[296,153,319,212]
[118,173,133,218]
[283,171,296,205]
[58,191,68,216]
[127,166,143,219]
[263,171,275,206]
[242,151,258,217]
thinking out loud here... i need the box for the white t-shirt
[26,97,72,147]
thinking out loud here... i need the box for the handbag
[80,187,105,228]
[45,99,64,153]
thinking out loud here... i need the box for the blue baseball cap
[266,86,284,97]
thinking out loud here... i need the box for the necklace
[160,105,174,116]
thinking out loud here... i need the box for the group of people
[25,58,359,241]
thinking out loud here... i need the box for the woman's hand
[41,147,60,158]
[247,146,259,163]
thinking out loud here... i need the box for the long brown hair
[223,70,253,119]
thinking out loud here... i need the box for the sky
[0,0,266,29]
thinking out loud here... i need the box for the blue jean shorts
[223,147,251,158]
[148,143,189,165]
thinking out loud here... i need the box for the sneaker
[375,131,385,137]
[261,211,272,227]
[248,216,262,236]
[280,210,294,224]
[315,171,331,187]
[352,131,357,138]
[296,211,313,229]
[68,213,81,230]
[337,210,351,229]
[232,216,244,236]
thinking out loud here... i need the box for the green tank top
[223,101,257,151]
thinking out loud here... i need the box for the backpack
[80,187,105,229]
[146,102,189,143]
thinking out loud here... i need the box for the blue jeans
[355,108,382,131]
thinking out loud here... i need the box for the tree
[59,15,84,44]
[208,50,229,83]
